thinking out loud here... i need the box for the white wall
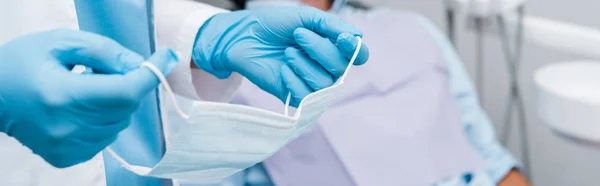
[361,0,600,185]
[196,0,600,185]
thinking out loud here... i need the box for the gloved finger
[51,29,144,74]
[45,134,117,168]
[69,135,118,167]
[70,49,179,113]
[281,64,313,107]
[85,134,118,157]
[298,7,362,40]
[76,118,130,141]
[337,33,370,66]
[293,28,347,78]
[119,48,179,97]
[284,47,334,91]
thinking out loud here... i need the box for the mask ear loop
[339,36,362,83]
[141,63,190,120]
[104,62,190,178]
[283,36,363,116]
[284,93,292,116]
[142,62,186,186]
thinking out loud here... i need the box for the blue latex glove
[0,29,178,168]
[193,7,370,106]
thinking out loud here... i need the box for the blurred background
[197,1,600,185]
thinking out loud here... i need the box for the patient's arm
[498,169,530,186]
[415,14,530,185]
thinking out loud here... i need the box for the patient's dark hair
[231,0,246,10]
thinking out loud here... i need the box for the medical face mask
[105,37,363,184]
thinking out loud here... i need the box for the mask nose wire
[284,36,363,116]
[141,62,190,120]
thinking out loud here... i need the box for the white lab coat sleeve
[154,0,242,102]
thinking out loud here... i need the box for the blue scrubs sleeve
[74,1,165,186]
[416,15,521,185]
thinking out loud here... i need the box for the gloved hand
[193,6,370,106]
[0,29,178,168]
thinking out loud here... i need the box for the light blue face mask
[105,37,363,186]
[246,0,348,13]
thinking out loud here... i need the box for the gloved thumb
[123,48,179,95]
[147,48,179,77]
[72,48,179,109]
[337,33,369,66]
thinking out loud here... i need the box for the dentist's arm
[155,0,242,102]
[155,0,369,106]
